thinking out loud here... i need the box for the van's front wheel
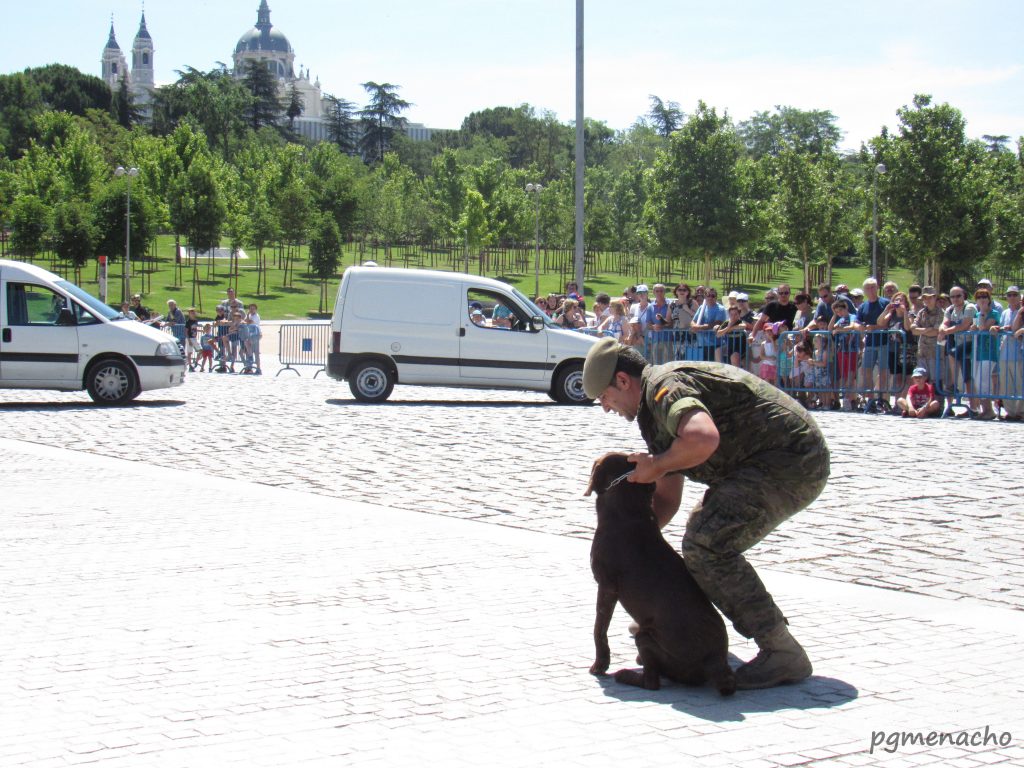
[348,359,395,403]
[86,359,139,406]
[551,362,591,405]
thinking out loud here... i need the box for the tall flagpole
[574,0,585,297]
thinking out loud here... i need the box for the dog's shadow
[595,653,858,722]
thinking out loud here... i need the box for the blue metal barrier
[277,323,330,377]
[931,330,1024,416]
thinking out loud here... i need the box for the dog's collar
[604,471,634,492]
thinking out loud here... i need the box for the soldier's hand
[626,453,661,484]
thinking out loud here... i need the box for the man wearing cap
[582,339,830,689]
[129,294,151,322]
[911,286,944,382]
[895,367,941,418]
[628,285,657,345]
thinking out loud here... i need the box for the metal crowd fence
[588,326,1024,412]
[277,323,330,377]
[927,329,1024,411]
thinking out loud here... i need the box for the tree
[308,213,342,312]
[426,149,467,240]
[92,178,156,296]
[241,60,283,131]
[286,84,303,131]
[738,106,842,160]
[358,82,410,163]
[10,194,48,259]
[774,148,832,292]
[111,75,142,129]
[324,94,358,154]
[646,102,751,284]
[151,66,251,158]
[168,152,226,301]
[647,95,683,137]
[51,199,96,281]
[877,94,987,288]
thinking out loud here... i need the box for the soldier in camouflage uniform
[582,338,830,689]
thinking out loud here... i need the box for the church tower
[131,10,155,104]
[100,19,129,91]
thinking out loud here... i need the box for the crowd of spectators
[118,287,263,375]
[539,277,1024,422]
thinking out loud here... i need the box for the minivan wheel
[552,363,591,405]
[86,359,139,406]
[348,359,395,403]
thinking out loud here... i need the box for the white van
[326,266,599,403]
[0,259,186,404]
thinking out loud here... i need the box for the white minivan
[0,259,186,404]
[326,266,599,403]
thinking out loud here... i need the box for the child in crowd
[896,367,942,418]
[758,323,778,384]
[829,298,860,411]
[794,338,814,406]
[598,299,629,342]
[809,333,834,410]
[198,324,215,372]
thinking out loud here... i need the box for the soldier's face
[597,374,641,422]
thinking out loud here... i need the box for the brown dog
[586,452,735,695]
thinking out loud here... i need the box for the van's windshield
[55,280,120,321]
[510,286,558,328]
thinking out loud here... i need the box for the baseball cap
[583,338,620,399]
[635,284,649,293]
[912,367,928,378]
[921,286,937,296]
[851,288,864,297]
[1006,286,1020,295]
[736,293,749,301]
[978,278,994,287]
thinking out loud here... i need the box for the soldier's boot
[734,624,812,690]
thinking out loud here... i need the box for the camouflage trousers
[681,438,830,640]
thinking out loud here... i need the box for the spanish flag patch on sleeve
[654,386,671,403]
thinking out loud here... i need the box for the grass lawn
[28,235,917,320]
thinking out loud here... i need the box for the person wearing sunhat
[582,338,830,689]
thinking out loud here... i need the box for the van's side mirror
[56,308,77,326]
[530,316,545,332]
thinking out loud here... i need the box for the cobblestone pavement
[2,353,1022,612]
[2,438,1023,767]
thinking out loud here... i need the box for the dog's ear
[584,456,603,497]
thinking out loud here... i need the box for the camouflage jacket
[636,361,828,486]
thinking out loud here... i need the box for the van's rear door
[0,278,80,384]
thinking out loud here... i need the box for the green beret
[583,337,621,398]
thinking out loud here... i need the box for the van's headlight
[156,341,180,357]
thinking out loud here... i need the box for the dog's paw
[589,659,610,676]
[614,668,660,690]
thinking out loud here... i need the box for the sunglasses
[778,290,791,295]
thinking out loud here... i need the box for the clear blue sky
[4,1,1022,150]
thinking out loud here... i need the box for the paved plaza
[2,348,1023,767]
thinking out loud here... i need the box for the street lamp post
[115,165,139,301]
[526,183,543,298]
[871,162,886,281]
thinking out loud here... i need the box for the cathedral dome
[234,1,293,55]
[234,26,293,55]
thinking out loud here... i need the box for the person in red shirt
[896,367,941,418]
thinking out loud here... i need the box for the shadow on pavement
[0,400,185,411]
[325,398,560,408]
[595,673,858,722]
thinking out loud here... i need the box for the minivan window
[55,279,119,321]
[5,283,67,325]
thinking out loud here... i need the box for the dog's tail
[705,654,736,697]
